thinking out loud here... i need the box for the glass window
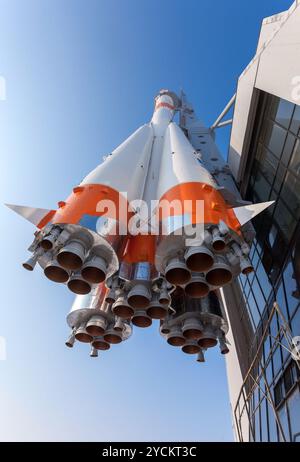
[274,98,295,129]
[287,388,300,442]
[253,171,272,201]
[276,282,289,323]
[255,262,273,301]
[281,133,296,166]
[288,138,300,177]
[278,403,290,441]
[284,259,300,317]
[280,172,300,219]
[273,164,286,194]
[264,121,287,159]
[291,307,300,339]
[290,104,300,136]
[259,147,278,185]
[274,379,283,407]
[260,399,269,442]
[255,409,261,442]
[267,401,278,441]
[273,345,283,378]
[248,291,261,327]
[273,199,297,242]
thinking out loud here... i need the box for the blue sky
[0,0,293,442]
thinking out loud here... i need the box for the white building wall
[228,0,300,182]
[225,1,300,441]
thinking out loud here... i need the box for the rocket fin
[233,201,274,226]
[5,203,54,227]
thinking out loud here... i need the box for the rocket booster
[7,90,273,362]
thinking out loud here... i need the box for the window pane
[255,263,273,301]
[274,99,295,129]
[278,403,290,441]
[287,388,300,442]
[288,138,300,177]
[281,133,296,166]
[267,402,278,441]
[260,399,268,442]
[276,282,289,322]
[284,260,300,317]
[273,164,286,194]
[273,199,297,242]
[248,291,261,327]
[272,345,283,378]
[290,104,300,136]
[264,121,287,159]
[253,171,272,201]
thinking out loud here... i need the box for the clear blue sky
[0,0,293,442]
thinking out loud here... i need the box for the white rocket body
[7,89,273,362]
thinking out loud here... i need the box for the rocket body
[7,89,273,362]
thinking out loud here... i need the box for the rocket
[6,90,273,362]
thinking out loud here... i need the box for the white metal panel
[81,124,154,202]
[156,123,216,200]
[255,2,300,104]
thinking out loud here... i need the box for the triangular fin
[233,201,274,226]
[5,203,54,227]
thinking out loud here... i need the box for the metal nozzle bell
[40,226,61,250]
[22,254,39,271]
[90,346,98,358]
[81,255,107,284]
[75,323,93,343]
[184,246,214,272]
[65,331,76,348]
[196,350,205,363]
[57,239,87,270]
[212,228,226,252]
[127,284,151,309]
[165,257,191,285]
[44,259,69,283]
[67,272,92,295]
[240,256,254,275]
[219,335,229,355]
[86,315,107,336]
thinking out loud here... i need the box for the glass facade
[238,92,300,442]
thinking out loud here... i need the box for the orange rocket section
[158,182,241,233]
[37,184,132,229]
[120,234,156,265]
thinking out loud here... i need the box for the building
[222,0,300,442]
